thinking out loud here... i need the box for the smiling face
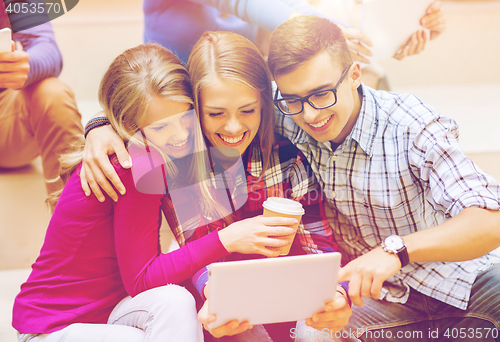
[141,97,195,159]
[274,51,362,144]
[199,78,262,156]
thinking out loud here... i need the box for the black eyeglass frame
[273,64,352,116]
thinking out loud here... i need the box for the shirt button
[331,191,336,199]
[351,146,356,152]
[330,156,337,162]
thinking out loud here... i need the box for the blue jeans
[212,325,273,342]
[212,321,297,341]
[296,264,500,342]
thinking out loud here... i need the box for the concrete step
[51,0,143,102]
[0,269,30,342]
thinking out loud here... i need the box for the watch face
[385,235,404,250]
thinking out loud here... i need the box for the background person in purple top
[0,0,82,205]
[142,0,446,90]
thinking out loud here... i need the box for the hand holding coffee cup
[217,215,297,257]
[262,197,305,255]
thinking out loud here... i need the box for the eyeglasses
[274,65,351,116]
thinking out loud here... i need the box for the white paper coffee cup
[262,197,305,255]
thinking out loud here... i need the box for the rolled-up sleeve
[410,116,500,218]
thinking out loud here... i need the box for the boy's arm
[405,207,500,263]
[404,114,500,262]
[339,116,500,306]
[340,207,500,307]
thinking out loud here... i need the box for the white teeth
[219,133,245,144]
[170,140,187,147]
[310,116,332,128]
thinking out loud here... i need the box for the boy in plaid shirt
[269,15,500,341]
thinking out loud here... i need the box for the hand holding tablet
[199,198,350,338]
[198,293,253,339]
[205,253,342,330]
[314,0,435,63]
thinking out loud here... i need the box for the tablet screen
[208,252,341,328]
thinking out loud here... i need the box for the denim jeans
[211,321,299,341]
[18,285,203,342]
[295,264,500,342]
[212,325,273,342]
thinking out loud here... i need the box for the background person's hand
[218,216,297,257]
[338,247,401,307]
[0,41,29,89]
[305,285,351,332]
[80,123,131,202]
[393,30,427,61]
[394,0,445,61]
[340,26,373,64]
[420,0,446,40]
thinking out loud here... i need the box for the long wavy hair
[186,31,276,178]
[46,44,213,218]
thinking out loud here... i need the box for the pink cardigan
[13,149,229,334]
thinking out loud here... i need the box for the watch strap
[397,245,409,268]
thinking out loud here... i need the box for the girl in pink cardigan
[12,43,296,342]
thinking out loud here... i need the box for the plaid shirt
[161,135,337,295]
[276,83,500,310]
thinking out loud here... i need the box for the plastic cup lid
[262,197,305,216]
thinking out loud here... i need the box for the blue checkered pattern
[276,83,500,310]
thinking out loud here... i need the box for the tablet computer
[207,252,341,328]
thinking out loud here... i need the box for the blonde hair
[47,44,209,216]
[187,31,275,177]
[268,15,352,78]
[99,44,193,143]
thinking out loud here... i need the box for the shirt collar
[342,83,378,157]
[209,137,263,179]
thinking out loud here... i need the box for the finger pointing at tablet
[337,247,401,307]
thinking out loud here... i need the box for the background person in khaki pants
[0,1,83,205]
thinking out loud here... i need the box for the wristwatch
[381,235,409,268]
